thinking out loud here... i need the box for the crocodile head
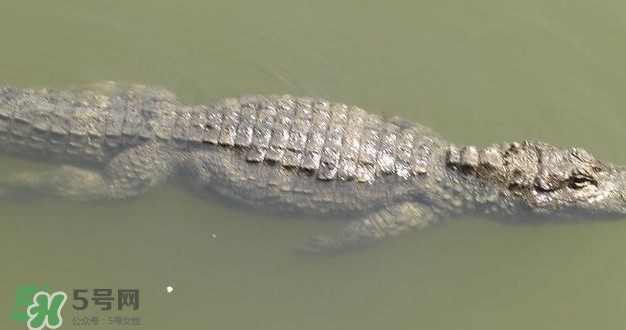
[508,143,626,220]
[448,141,626,220]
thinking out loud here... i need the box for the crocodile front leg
[0,143,175,201]
[296,202,440,255]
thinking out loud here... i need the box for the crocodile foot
[295,203,438,256]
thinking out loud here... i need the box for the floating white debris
[166,286,174,294]
[211,234,217,238]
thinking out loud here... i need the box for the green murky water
[2,1,626,329]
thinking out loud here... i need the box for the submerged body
[1,82,625,254]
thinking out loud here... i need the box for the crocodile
[1,82,626,255]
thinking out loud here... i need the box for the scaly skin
[1,82,626,255]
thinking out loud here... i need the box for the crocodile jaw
[528,164,626,220]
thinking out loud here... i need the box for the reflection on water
[2,1,626,329]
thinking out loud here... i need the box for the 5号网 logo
[10,285,140,329]
[10,284,67,330]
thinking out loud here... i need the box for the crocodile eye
[567,169,597,189]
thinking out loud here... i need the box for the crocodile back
[195,95,442,183]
